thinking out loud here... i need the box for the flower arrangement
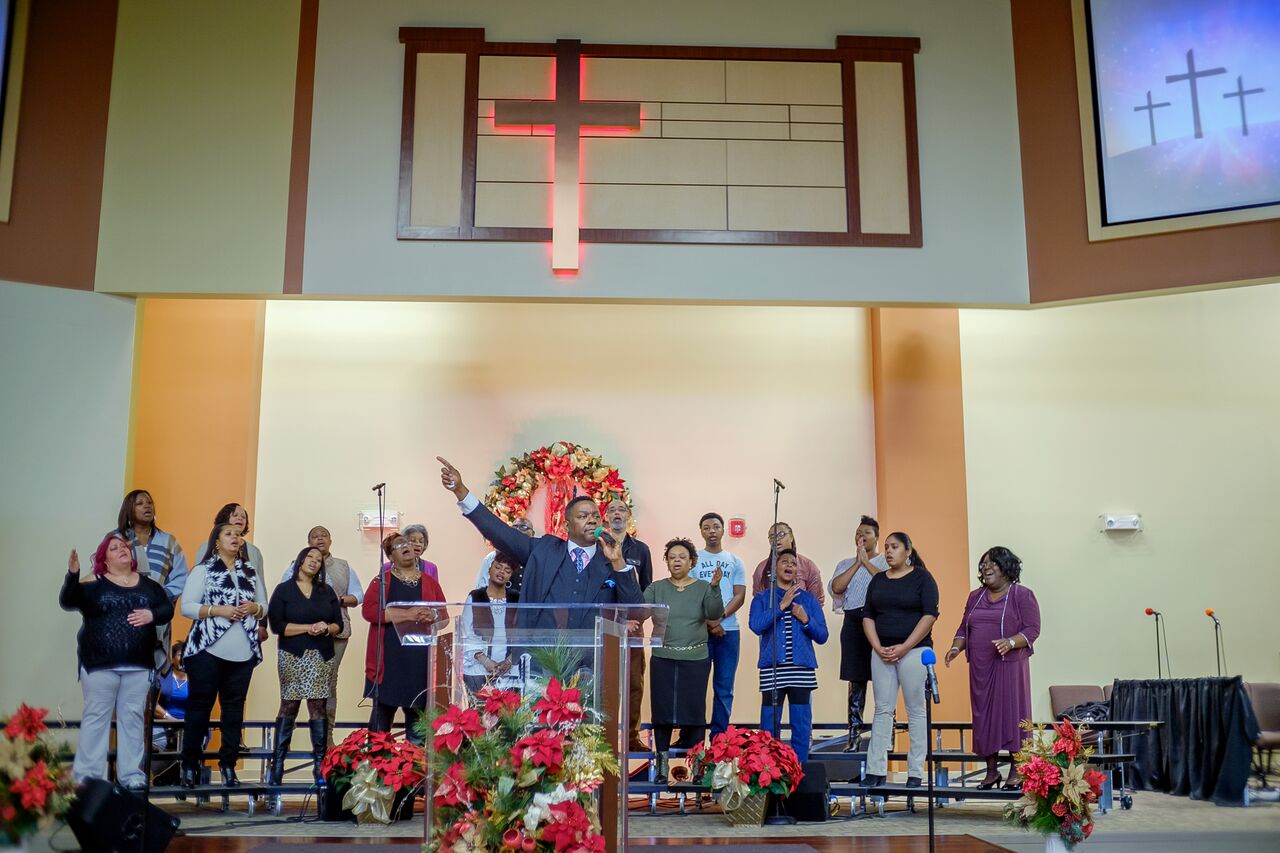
[1004,719,1108,850]
[320,728,425,823]
[0,705,75,845]
[689,726,804,823]
[483,442,633,538]
[427,678,618,853]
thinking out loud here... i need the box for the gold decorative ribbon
[342,761,396,824]
[710,759,752,811]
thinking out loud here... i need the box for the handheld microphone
[1205,608,1220,625]
[921,648,941,704]
[773,478,786,491]
[593,526,617,548]
[1144,607,1161,617]
[371,482,386,492]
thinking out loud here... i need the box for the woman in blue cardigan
[749,548,829,762]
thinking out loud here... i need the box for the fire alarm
[728,517,746,538]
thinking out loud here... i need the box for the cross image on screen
[1085,0,1280,225]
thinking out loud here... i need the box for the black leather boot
[268,715,296,785]
[220,766,241,787]
[653,752,669,785]
[844,682,867,752]
[309,718,329,785]
[180,763,199,789]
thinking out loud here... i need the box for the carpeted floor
[248,846,819,853]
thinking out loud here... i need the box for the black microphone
[921,648,941,704]
[773,478,786,490]
[371,482,386,492]
[593,526,617,548]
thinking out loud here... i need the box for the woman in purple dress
[945,547,1040,790]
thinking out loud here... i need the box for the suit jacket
[462,501,643,629]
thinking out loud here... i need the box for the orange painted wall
[869,307,972,730]
[127,298,267,644]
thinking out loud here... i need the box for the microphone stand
[925,670,936,853]
[1157,612,1167,676]
[373,483,387,717]
[1159,614,1171,678]
[1213,620,1226,677]
[763,479,795,826]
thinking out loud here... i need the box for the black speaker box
[66,780,180,853]
[781,760,830,822]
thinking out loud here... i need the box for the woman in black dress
[362,534,446,745]
[267,546,341,785]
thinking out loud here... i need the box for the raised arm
[438,456,536,564]
[58,550,86,611]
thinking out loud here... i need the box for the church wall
[300,0,1030,304]
[246,300,878,727]
[959,282,1280,720]
[0,281,136,713]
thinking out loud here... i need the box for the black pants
[652,724,706,753]
[369,701,425,746]
[182,651,256,769]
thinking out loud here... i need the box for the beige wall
[960,283,1280,720]
[305,0,1029,303]
[247,300,877,725]
[0,282,136,714]
[95,0,301,294]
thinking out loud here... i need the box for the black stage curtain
[1110,676,1259,806]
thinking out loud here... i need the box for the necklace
[392,569,420,585]
[670,578,696,592]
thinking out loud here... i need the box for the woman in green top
[643,537,725,783]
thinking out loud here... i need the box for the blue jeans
[708,630,741,739]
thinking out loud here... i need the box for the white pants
[75,668,152,787]
[866,647,928,779]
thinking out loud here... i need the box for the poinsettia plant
[0,704,76,844]
[1004,719,1107,849]
[320,728,425,823]
[426,678,618,853]
[689,726,804,806]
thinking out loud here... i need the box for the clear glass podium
[389,602,668,853]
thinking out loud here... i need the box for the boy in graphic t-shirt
[693,512,748,740]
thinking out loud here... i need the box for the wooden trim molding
[395,28,923,252]
[0,0,32,223]
[283,0,319,294]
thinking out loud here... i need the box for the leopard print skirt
[278,648,333,700]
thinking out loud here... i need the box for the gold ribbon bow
[342,760,396,824]
[710,759,752,811]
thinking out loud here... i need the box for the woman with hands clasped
[643,538,725,783]
[60,534,174,791]
[266,546,342,785]
[749,548,828,764]
[179,522,269,789]
[945,546,1041,790]
[861,532,939,788]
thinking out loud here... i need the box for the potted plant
[1004,719,1107,851]
[426,678,618,853]
[0,705,75,849]
[688,726,804,826]
[320,728,424,824]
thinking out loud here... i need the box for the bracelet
[949,646,961,653]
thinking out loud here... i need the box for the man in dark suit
[437,457,643,630]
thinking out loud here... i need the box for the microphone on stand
[921,648,941,704]
[1144,607,1160,617]
[773,478,786,491]
[371,482,386,492]
[1205,608,1226,677]
[1143,608,1170,678]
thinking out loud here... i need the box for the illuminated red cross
[494,40,641,272]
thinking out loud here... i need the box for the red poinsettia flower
[1,804,16,822]
[534,679,585,727]
[1020,755,1063,799]
[4,704,49,742]
[541,800,605,853]
[476,687,522,718]
[432,705,485,754]
[1084,767,1108,797]
[10,761,56,810]
[511,729,565,777]
[434,762,477,808]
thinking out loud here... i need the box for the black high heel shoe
[976,772,1002,790]
[220,767,241,788]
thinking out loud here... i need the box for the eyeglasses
[392,542,413,552]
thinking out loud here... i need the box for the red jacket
[362,570,447,684]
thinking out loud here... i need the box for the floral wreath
[483,441,634,539]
